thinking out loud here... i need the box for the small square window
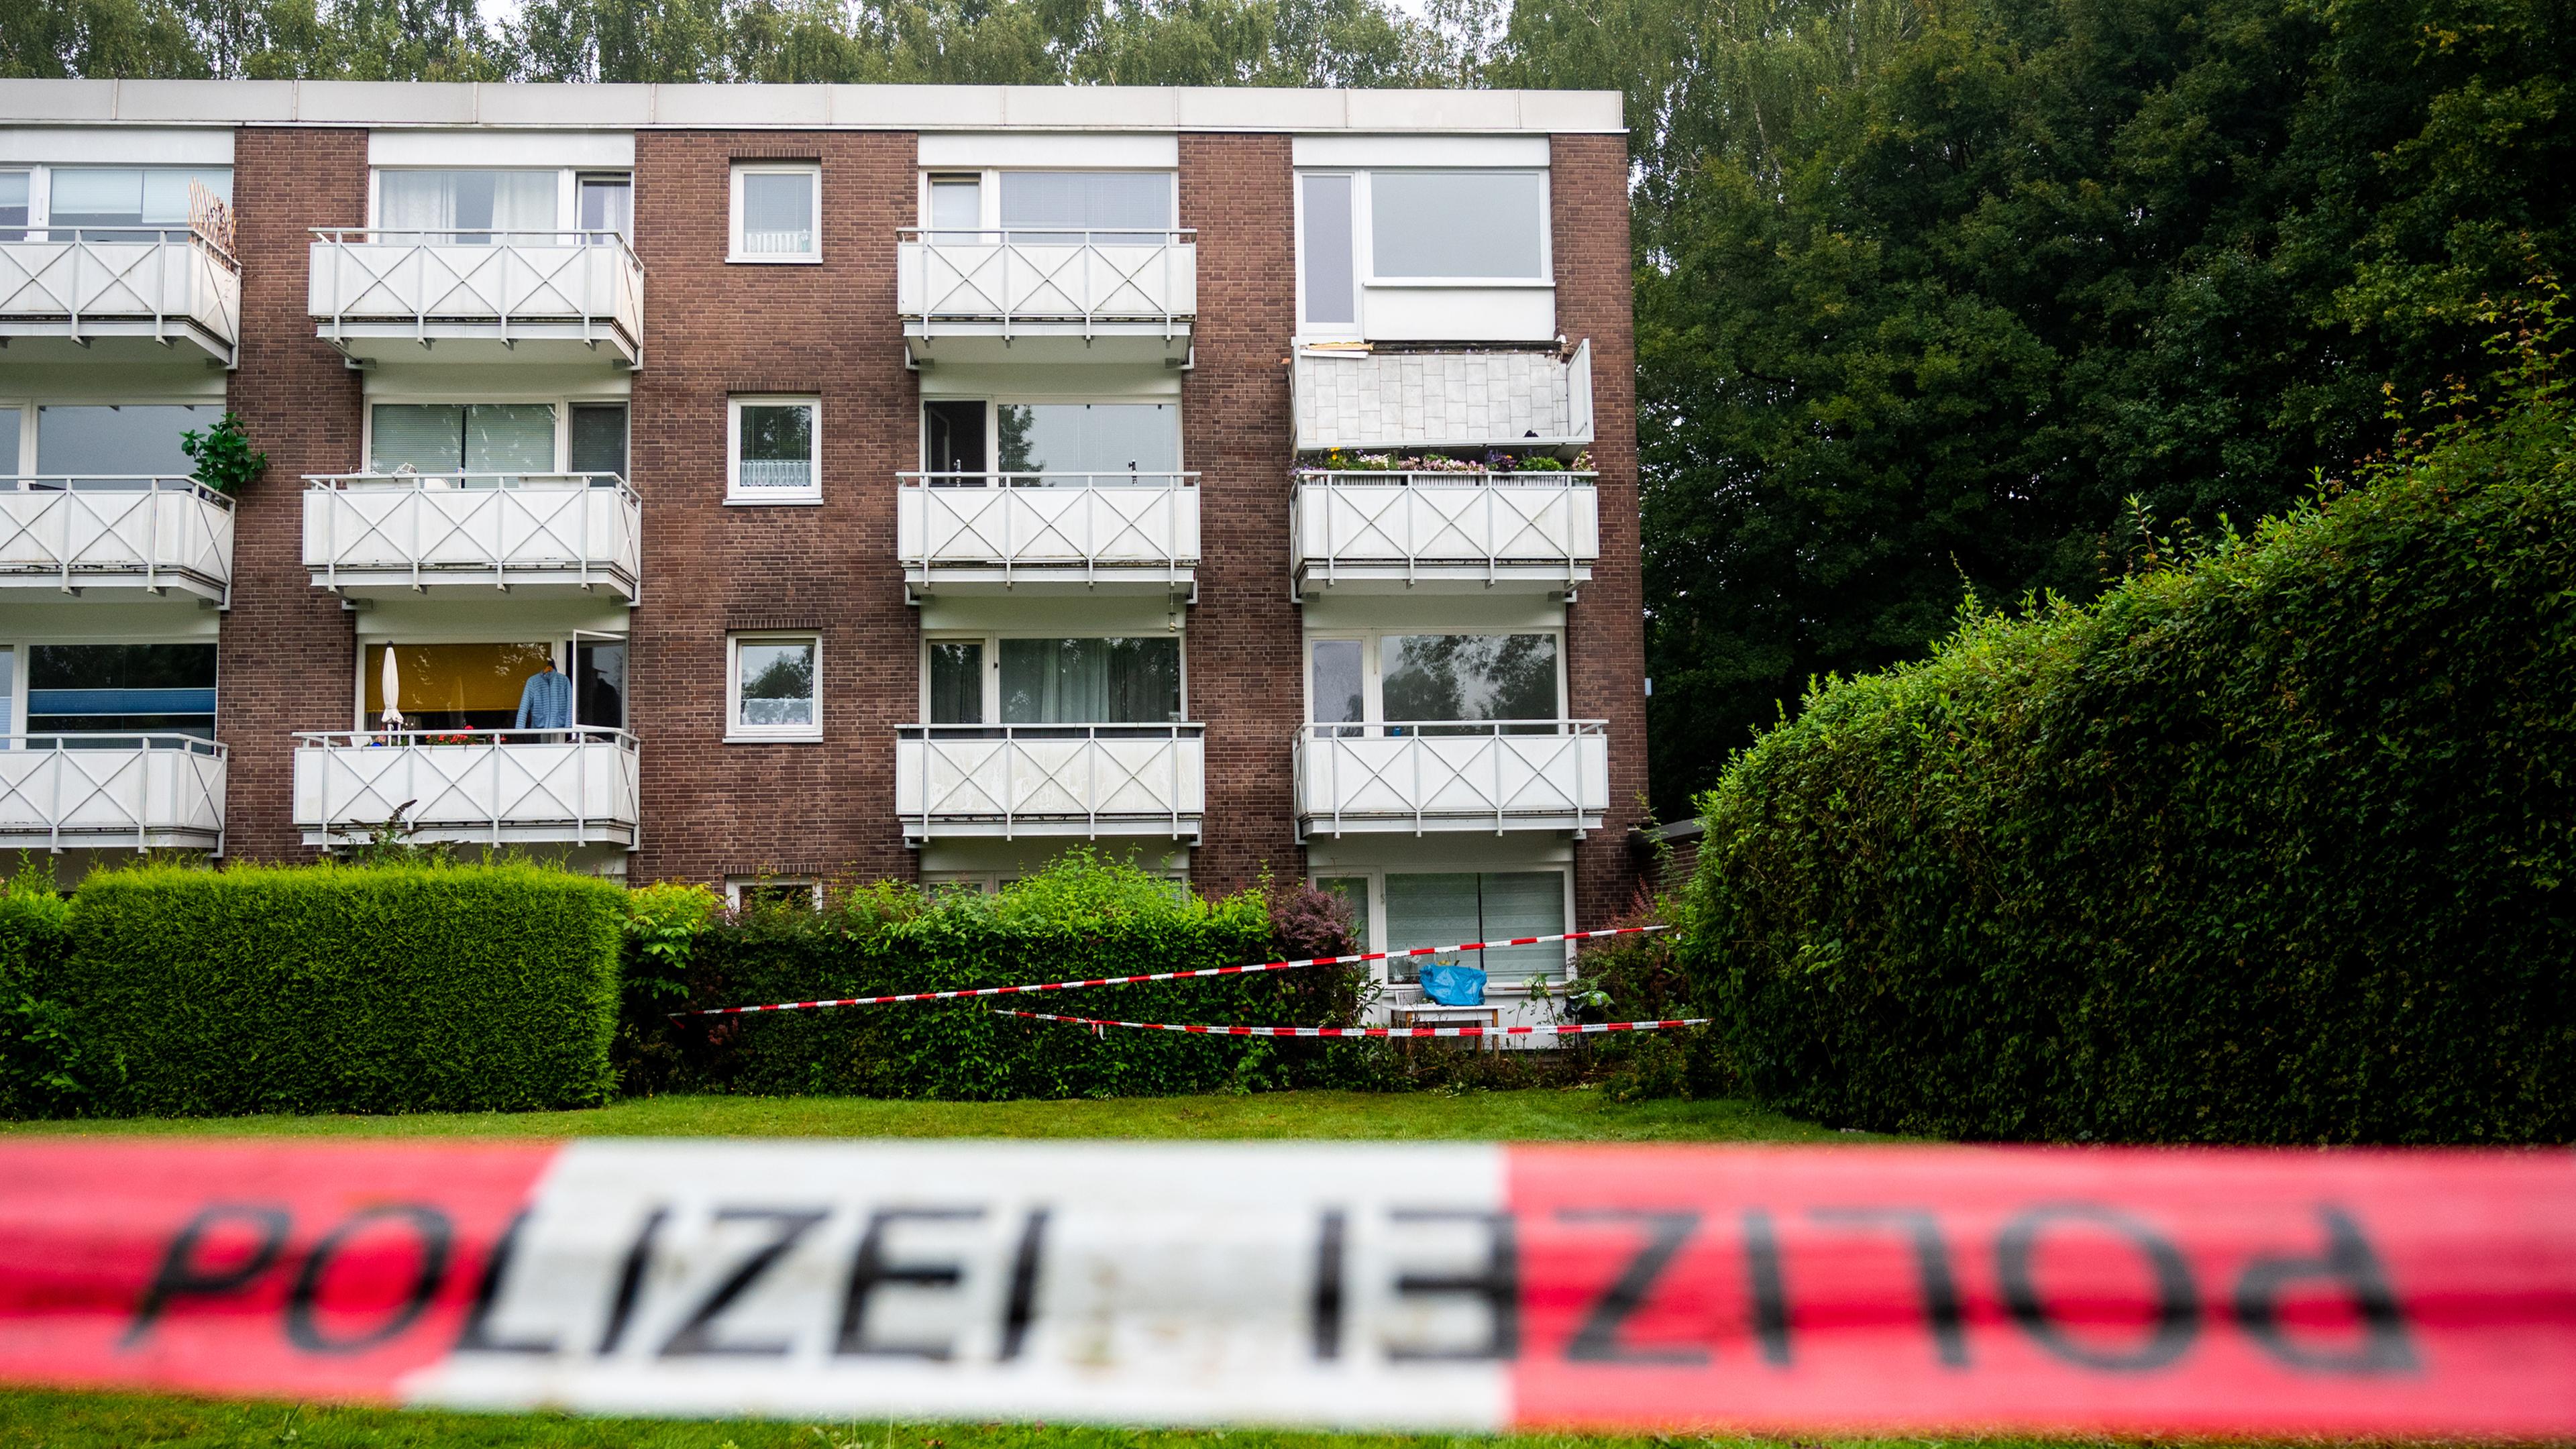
[727,875,822,910]
[729,633,820,741]
[729,396,818,503]
[731,164,820,262]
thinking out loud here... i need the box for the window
[568,404,630,480]
[27,643,217,741]
[1371,171,1547,280]
[0,171,28,241]
[1316,875,1371,951]
[1305,631,1564,731]
[578,174,633,241]
[730,635,819,741]
[370,402,558,477]
[928,174,982,239]
[998,171,1172,240]
[31,404,219,482]
[922,400,1181,482]
[576,639,626,730]
[727,876,821,910]
[48,167,231,238]
[732,164,819,262]
[729,397,818,502]
[378,170,557,241]
[1385,871,1568,981]
[925,635,1184,725]
[1299,174,1356,328]
[364,642,559,732]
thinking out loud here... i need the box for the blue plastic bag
[1418,961,1487,1006]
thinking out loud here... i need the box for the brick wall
[625,131,920,887]
[219,127,366,861]
[1554,133,1650,923]
[1177,133,1305,896]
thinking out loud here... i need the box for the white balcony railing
[1295,721,1610,837]
[1292,472,1598,593]
[0,477,235,603]
[898,723,1204,841]
[293,730,641,849]
[307,228,643,364]
[303,473,641,598]
[0,735,227,853]
[898,228,1196,335]
[898,472,1198,592]
[0,228,241,364]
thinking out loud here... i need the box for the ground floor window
[1315,868,1570,983]
[726,875,821,910]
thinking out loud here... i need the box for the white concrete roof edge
[0,78,1623,133]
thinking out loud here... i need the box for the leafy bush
[60,863,623,1116]
[1680,333,2576,1144]
[0,857,83,1118]
[644,851,1379,1100]
[179,410,265,495]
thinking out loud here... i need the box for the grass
[0,1087,1897,1142]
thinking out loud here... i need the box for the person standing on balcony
[515,659,572,735]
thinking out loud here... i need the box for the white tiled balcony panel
[1295,722,1609,837]
[1292,341,1593,451]
[293,731,641,848]
[307,229,643,367]
[303,474,641,599]
[0,478,234,603]
[898,724,1204,841]
[898,229,1195,365]
[0,736,227,852]
[1292,472,1597,594]
[898,474,1198,594]
[0,229,241,365]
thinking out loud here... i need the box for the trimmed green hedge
[0,863,76,1117]
[635,854,1380,1101]
[1681,370,2576,1143]
[63,863,623,1116]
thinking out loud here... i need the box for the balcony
[293,730,641,849]
[897,228,1195,366]
[1294,721,1609,838]
[898,724,1204,842]
[0,736,227,853]
[0,227,241,366]
[898,472,1198,596]
[308,228,643,368]
[303,473,641,600]
[0,478,235,604]
[1292,472,1597,596]
[1291,342,1593,451]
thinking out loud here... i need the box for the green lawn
[0,1087,1894,1142]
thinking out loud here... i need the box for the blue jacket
[515,667,573,729]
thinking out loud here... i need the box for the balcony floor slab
[319,323,640,370]
[904,816,1202,845]
[904,321,1191,370]
[0,323,233,368]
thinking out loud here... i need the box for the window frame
[1,397,232,480]
[3,163,235,236]
[914,168,1181,237]
[1309,866,1579,989]
[730,163,822,264]
[0,639,221,743]
[357,394,631,479]
[725,875,822,910]
[351,638,584,733]
[727,631,823,743]
[1294,170,1360,338]
[727,394,822,505]
[916,396,1185,479]
[920,629,1189,726]
[1301,628,1568,727]
[1293,166,1556,336]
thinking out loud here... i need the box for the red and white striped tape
[3,1138,2572,1436]
[998,1008,1711,1038]
[678,924,1666,1019]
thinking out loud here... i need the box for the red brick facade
[195,113,1644,916]
[219,127,366,862]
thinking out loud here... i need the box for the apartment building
[0,80,1644,1022]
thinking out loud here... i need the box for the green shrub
[645,851,1380,1100]
[1681,335,2576,1144]
[0,857,80,1117]
[61,863,623,1116]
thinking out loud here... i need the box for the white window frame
[357,394,631,477]
[1293,167,1555,335]
[1309,865,1579,989]
[1301,628,1568,727]
[366,166,604,237]
[727,395,822,505]
[2,163,237,233]
[920,630,1189,725]
[916,396,1186,476]
[727,632,822,743]
[913,168,1181,235]
[725,875,822,909]
[349,638,579,733]
[0,637,222,743]
[0,397,233,478]
[731,163,822,264]
[1293,170,1360,339]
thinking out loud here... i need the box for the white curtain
[378,170,559,241]
[999,637,1179,724]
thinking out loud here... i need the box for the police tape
[998,1008,1713,1038]
[676,924,1667,1019]
[3,1137,2572,1438]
